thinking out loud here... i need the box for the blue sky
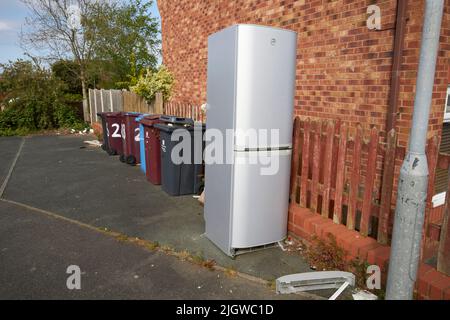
[0,0,161,65]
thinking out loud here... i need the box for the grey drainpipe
[386,0,408,134]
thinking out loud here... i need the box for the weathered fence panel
[361,127,378,236]
[163,101,204,122]
[89,89,153,122]
[348,125,362,231]
[290,116,449,259]
[437,178,450,275]
[334,123,348,224]
[89,90,206,123]
[290,117,394,241]
[101,89,111,115]
[109,89,123,112]
[321,121,334,218]
[88,89,95,123]
[377,130,397,244]
[123,90,150,113]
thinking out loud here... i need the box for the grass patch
[176,250,192,261]
[224,266,237,278]
[304,234,385,298]
[267,279,277,290]
[115,234,129,242]
[201,259,216,270]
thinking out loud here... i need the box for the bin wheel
[101,144,106,151]
[119,155,126,162]
[108,148,117,156]
[126,155,136,165]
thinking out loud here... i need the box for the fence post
[321,121,335,218]
[333,122,348,224]
[378,129,397,244]
[88,89,93,124]
[361,126,378,236]
[437,168,450,276]
[299,119,311,207]
[290,117,301,202]
[91,89,96,122]
[118,90,124,112]
[109,90,113,112]
[348,125,362,230]
[311,121,321,213]
[422,135,440,259]
[100,89,104,120]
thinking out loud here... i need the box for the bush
[0,60,86,136]
[54,103,82,128]
[130,65,174,102]
[0,126,33,137]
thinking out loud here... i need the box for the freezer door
[234,25,297,150]
[231,149,291,248]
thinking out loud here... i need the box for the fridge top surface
[208,24,298,39]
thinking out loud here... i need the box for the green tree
[21,0,161,115]
[51,60,82,95]
[90,0,160,88]
[21,0,112,122]
[51,59,100,94]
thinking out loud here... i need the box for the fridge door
[204,25,238,255]
[231,149,292,248]
[234,25,297,150]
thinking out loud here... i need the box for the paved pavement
[0,135,321,299]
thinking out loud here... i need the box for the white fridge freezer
[204,24,297,257]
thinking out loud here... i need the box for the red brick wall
[290,205,450,300]
[158,0,450,147]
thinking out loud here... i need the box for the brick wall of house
[157,1,450,298]
[157,0,450,147]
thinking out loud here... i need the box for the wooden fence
[89,89,164,122]
[163,101,205,122]
[89,90,204,123]
[123,91,154,113]
[89,89,123,122]
[289,116,449,267]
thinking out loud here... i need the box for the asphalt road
[0,198,301,299]
[0,135,315,300]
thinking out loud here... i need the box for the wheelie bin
[96,112,109,153]
[154,118,205,196]
[138,115,164,185]
[104,112,123,156]
[135,114,150,173]
[120,112,142,165]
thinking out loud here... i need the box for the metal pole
[386,0,444,300]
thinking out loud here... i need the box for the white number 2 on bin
[134,128,140,142]
[112,123,121,138]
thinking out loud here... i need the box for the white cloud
[0,20,16,31]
